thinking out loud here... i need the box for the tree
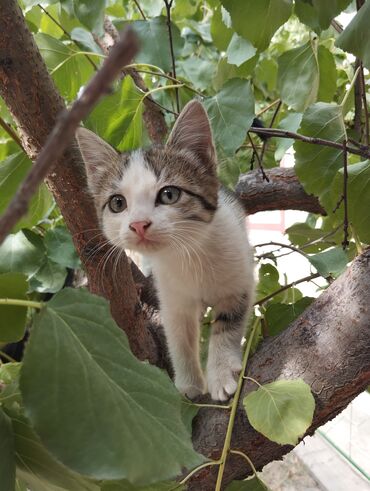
[0,0,369,490]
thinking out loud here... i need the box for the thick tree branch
[236,167,326,215]
[0,1,156,362]
[190,249,370,489]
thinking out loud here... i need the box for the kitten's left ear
[167,100,216,166]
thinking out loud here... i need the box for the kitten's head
[76,100,219,254]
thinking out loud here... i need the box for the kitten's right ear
[75,127,118,193]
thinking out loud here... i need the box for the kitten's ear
[76,127,119,193]
[167,100,216,165]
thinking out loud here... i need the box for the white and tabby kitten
[76,101,255,401]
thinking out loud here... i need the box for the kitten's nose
[129,220,152,237]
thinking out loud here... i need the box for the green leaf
[213,56,259,91]
[308,246,348,278]
[221,0,293,52]
[29,258,67,293]
[256,263,280,301]
[226,477,269,490]
[0,362,22,409]
[0,273,28,343]
[0,230,45,276]
[71,27,103,53]
[73,0,105,36]
[294,102,346,210]
[0,408,16,491]
[44,226,80,269]
[86,75,143,151]
[335,1,370,70]
[9,411,99,491]
[317,45,337,103]
[243,379,315,445]
[101,480,186,491]
[0,152,52,231]
[36,33,94,101]
[210,6,233,51]
[274,112,302,161]
[20,288,203,485]
[285,222,334,253]
[226,33,256,67]
[204,78,255,155]
[332,160,370,244]
[265,298,314,336]
[177,57,216,91]
[133,17,184,73]
[277,41,319,112]
[295,0,352,33]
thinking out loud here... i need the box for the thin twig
[249,126,370,160]
[0,117,24,151]
[132,0,147,19]
[342,140,349,249]
[359,63,369,146]
[37,4,98,71]
[255,241,307,258]
[259,99,282,165]
[256,99,281,117]
[247,134,269,181]
[135,69,203,96]
[255,273,321,306]
[0,27,139,244]
[163,0,180,114]
[331,19,343,33]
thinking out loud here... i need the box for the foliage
[1,0,370,489]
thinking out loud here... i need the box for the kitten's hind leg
[207,293,251,401]
[162,305,206,399]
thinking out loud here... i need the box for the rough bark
[0,0,154,361]
[236,167,326,215]
[190,249,370,489]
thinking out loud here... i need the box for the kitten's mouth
[135,236,163,250]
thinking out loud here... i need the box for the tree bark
[0,0,154,362]
[190,249,370,489]
[236,167,326,215]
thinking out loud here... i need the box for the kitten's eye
[157,186,181,205]
[108,194,127,213]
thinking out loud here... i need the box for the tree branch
[249,126,370,160]
[190,249,370,489]
[235,167,326,215]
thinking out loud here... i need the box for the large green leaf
[0,230,45,276]
[213,56,259,91]
[44,226,80,269]
[0,273,28,343]
[274,112,302,161]
[335,1,370,70]
[29,257,68,293]
[36,33,94,101]
[133,17,184,73]
[20,288,203,485]
[204,78,255,155]
[177,57,216,91]
[86,75,143,151]
[0,408,16,491]
[243,379,315,445]
[0,152,52,231]
[332,160,370,244]
[101,480,185,491]
[294,102,346,210]
[295,0,352,33]
[277,41,319,112]
[317,45,337,103]
[221,0,293,52]
[9,411,99,491]
[73,0,105,36]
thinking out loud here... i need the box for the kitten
[76,100,255,401]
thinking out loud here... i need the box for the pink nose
[129,220,152,237]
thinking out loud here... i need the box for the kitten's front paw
[207,356,242,401]
[175,375,206,400]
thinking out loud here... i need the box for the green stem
[173,461,221,489]
[0,349,17,363]
[214,317,260,491]
[0,117,24,151]
[341,66,361,108]
[0,298,43,309]
[229,449,258,476]
[185,401,232,410]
